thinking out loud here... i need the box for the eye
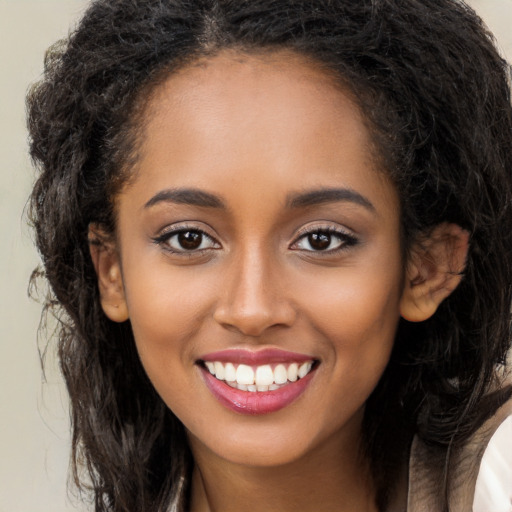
[292,228,357,253]
[153,228,220,253]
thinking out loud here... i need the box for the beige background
[1,1,511,511]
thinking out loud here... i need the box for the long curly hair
[27,1,512,511]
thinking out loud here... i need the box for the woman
[27,0,512,511]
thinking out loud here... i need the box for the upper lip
[199,348,315,366]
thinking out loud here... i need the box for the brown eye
[178,231,203,250]
[292,227,358,253]
[307,232,331,251]
[155,228,219,253]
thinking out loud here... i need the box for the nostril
[213,302,297,337]
[212,262,297,335]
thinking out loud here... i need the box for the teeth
[236,364,255,385]
[274,364,288,384]
[214,361,225,380]
[227,380,283,392]
[298,361,312,379]
[204,359,315,391]
[287,363,298,382]
[224,362,236,382]
[255,365,274,386]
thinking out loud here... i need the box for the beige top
[387,396,512,512]
[170,396,512,512]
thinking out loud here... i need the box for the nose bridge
[214,241,294,336]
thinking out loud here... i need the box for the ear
[88,223,129,323]
[400,223,469,322]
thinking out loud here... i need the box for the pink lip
[199,365,316,415]
[200,348,314,365]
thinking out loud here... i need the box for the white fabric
[473,415,512,512]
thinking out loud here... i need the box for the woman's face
[111,51,405,467]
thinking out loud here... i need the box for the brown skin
[90,51,468,512]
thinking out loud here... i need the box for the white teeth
[274,364,288,384]
[224,362,236,382]
[287,363,298,382]
[255,365,274,386]
[204,359,315,390]
[236,364,255,385]
[298,361,312,379]
[214,361,225,380]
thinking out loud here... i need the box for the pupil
[308,232,330,250]
[178,231,202,250]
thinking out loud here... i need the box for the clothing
[473,416,512,512]
[171,395,512,512]
[389,396,512,512]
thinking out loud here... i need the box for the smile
[198,349,318,414]
[203,361,314,392]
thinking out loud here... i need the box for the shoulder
[407,387,512,512]
[473,414,512,512]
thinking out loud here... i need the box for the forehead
[143,50,365,150]
[146,50,350,116]
[125,49,396,214]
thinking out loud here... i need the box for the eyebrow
[144,188,225,209]
[286,187,375,211]
[144,186,374,212]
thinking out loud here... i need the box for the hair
[27,0,512,511]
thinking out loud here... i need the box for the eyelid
[289,223,358,253]
[292,221,356,241]
[152,222,221,253]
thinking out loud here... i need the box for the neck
[188,422,377,512]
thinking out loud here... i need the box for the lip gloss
[201,348,313,366]
[198,348,316,415]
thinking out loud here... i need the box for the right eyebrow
[144,188,226,209]
[286,187,375,212]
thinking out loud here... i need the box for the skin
[92,50,469,512]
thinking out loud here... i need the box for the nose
[213,247,296,337]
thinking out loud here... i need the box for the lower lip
[200,366,315,415]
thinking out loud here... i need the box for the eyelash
[290,225,359,255]
[152,224,358,256]
[152,225,220,255]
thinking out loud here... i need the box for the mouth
[197,349,318,414]
[201,360,315,392]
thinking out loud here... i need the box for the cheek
[322,284,401,349]
[121,267,216,391]
[301,274,402,427]
[125,264,215,338]
[301,263,403,344]
[295,253,403,385]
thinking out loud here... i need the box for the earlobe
[400,223,469,322]
[88,224,129,323]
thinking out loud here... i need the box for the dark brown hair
[27,1,512,510]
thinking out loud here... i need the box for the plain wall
[1,4,88,511]
[0,1,510,511]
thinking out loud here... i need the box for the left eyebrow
[286,187,375,212]
[144,188,226,209]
